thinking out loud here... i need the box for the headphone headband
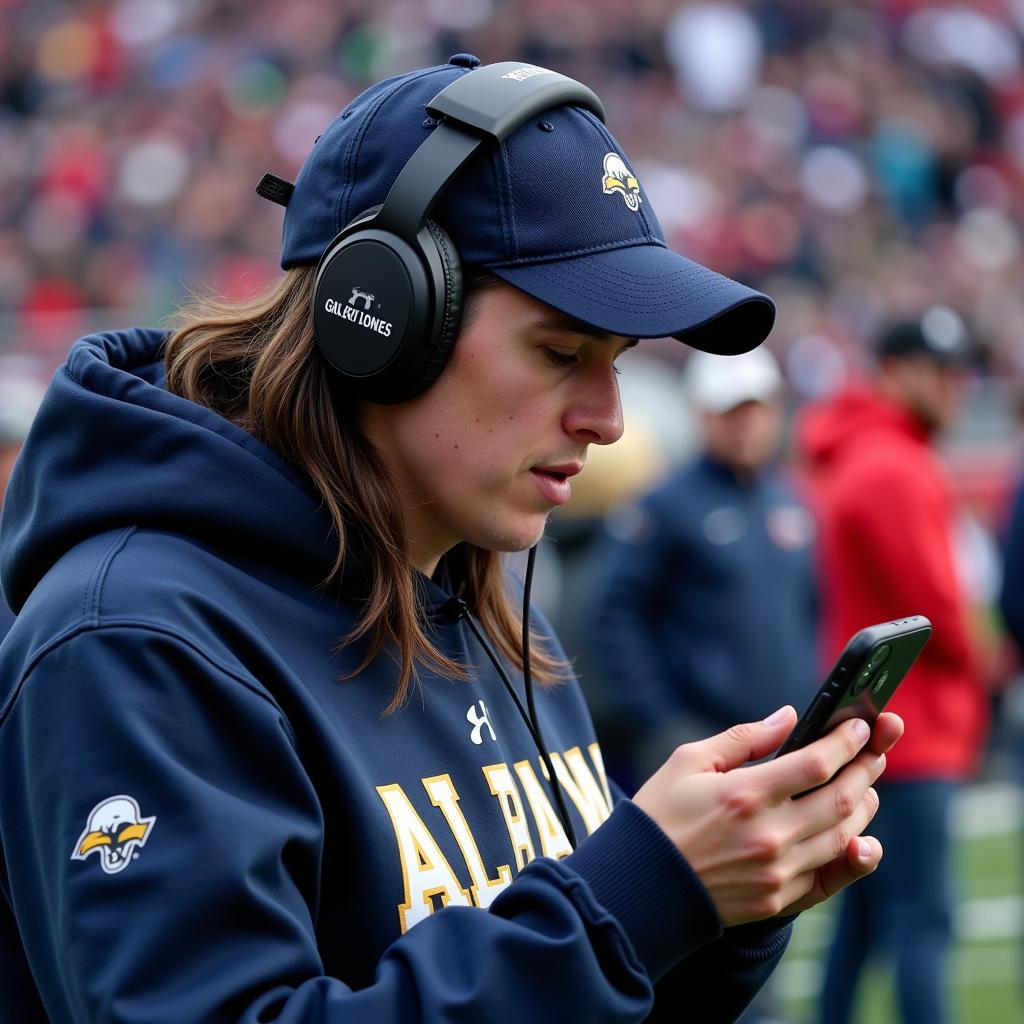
[373,63,605,238]
[426,61,605,140]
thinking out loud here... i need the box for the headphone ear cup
[415,219,463,392]
[310,213,461,403]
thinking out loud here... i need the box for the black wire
[451,548,578,850]
[462,613,542,752]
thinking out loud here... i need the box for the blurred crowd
[3,0,1024,389]
[4,3,1024,1018]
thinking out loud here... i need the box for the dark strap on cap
[374,61,605,238]
[372,123,483,237]
[255,173,295,207]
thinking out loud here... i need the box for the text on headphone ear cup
[312,234,419,379]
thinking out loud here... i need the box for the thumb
[683,706,797,773]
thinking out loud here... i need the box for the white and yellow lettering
[376,783,472,933]
[515,760,572,860]
[482,763,536,871]
[550,748,612,836]
[587,742,615,810]
[422,774,512,909]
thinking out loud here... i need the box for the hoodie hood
[797,386,928,470]
[0,328,344,614]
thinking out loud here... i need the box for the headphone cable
[522,544,578,849]
[452,546,578,850]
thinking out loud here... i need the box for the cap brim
[487,243,775,354]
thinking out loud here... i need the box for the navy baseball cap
[273,56,775,355]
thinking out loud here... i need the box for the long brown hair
[163,266,568,711]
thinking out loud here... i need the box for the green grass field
[775,782,1024,1023]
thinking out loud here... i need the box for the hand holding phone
[775,615,931,760]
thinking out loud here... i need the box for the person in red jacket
[798,307,986,1024]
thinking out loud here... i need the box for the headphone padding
[416,219,463,391]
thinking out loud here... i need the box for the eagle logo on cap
[602,153,642,211]
[71,795,156,875]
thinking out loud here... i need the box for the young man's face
[701,399,783,477]
[360,283,635,573]
[882,354,967,435]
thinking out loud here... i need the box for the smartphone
[774,615,932,760]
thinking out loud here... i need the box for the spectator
[589,346,819,779]
[589,345,820,1024]
[5,1,1024,400]
[996,398,1024,998]
[797,307,988,1024]
[998,396,1024,654]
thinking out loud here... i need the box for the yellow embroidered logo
[601,153,642,212]
[71,795,156,875]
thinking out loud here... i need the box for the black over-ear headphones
[304,63,604,405]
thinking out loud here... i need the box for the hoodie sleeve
[572,783,792,1023]
[642,917,793,1022]
[1,625,750,1024]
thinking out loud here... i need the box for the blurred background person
[587,347,818,782]
[586,347,819,1024]
[997,391,1024,688]
[797,310,988,1024]
[996,396,1024,998]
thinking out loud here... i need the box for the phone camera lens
[851,668,872,696]
[851,645,891,696]
[867,644,891,672]
[870,669,890,695]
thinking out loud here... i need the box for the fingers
[868,712,904,756]
[848,834,883,874]
[754,717,872,801]
[788,785,880,875]
[779,836,883,916]
[781,746,887,842]
[674,706,798,774]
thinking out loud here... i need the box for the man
[589,347,819,787]
[590,346,819,1024]
[798,308,986,1024]
[0,58,898,1022]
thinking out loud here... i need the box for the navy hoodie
[0,329,790,1023]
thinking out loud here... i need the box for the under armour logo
[466,700,495,745]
